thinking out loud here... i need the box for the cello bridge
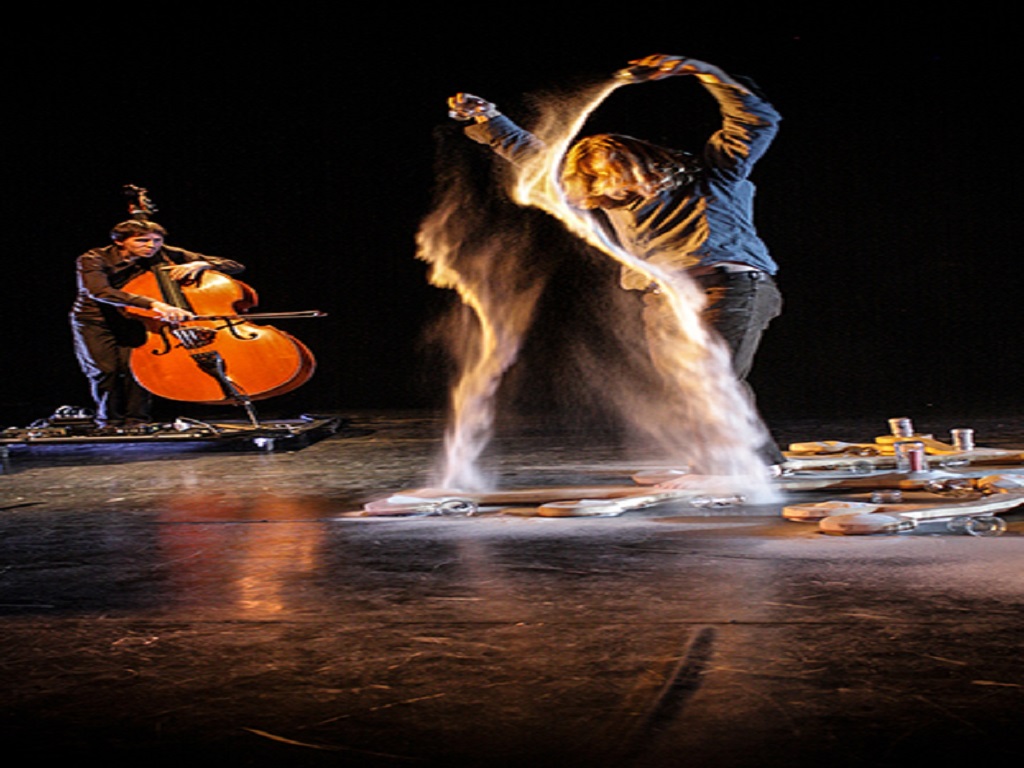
[171,325,218,350]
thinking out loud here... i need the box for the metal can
[888,417,914,438]
[871,489,904,504]
[894,440,927,472]
[950,428,975,452]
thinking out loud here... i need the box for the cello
[120,186,324,422]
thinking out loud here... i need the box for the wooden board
[348,470,1024,519]
[784,490,1024,535]
[354,485,710,517]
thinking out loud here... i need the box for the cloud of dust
[416,76,774,500]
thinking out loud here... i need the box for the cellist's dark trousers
[70,313,152,425]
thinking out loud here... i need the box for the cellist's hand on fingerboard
[164,262,211,284]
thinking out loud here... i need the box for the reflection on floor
[2,410,1023,767]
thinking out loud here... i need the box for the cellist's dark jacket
[71,245,245,321]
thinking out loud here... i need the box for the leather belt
[642,264,772,294]
[694,269,770,282]
[688,264,761,278]
[689,263,769,281]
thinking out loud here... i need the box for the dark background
[4,10,1020,429]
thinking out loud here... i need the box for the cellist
[70,218,245,427]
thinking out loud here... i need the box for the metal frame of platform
[0,413,343,458]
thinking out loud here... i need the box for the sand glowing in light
[416,77,775,501]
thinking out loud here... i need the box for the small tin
[894,440,927,472]
[888,417,914,438]
[950,428,975,452]
[871,490,904,504]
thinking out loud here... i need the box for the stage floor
[2,410,1024,767]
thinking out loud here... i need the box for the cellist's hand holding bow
[150,300,194,323]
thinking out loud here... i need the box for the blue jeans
[696,270,782,380]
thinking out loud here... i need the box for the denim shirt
[465,80,781,289]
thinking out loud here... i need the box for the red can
[894,440,926,472]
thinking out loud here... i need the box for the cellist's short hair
[110,219,168,242]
